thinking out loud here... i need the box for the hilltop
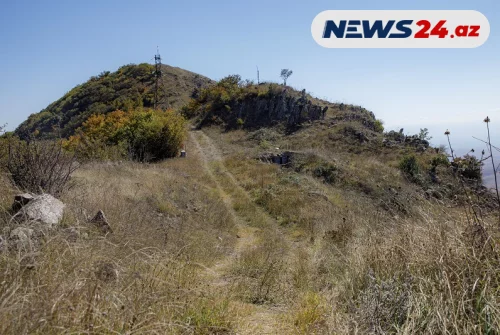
[14,63,213,139]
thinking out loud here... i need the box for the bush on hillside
[399,155,421,182]
[430,154,450,169]
[313,162,338,184]
[374,119,384,133]
[452,155,482,182]
[6,139,79,195]
[63,108,186,162]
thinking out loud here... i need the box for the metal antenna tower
[154,47,162,110]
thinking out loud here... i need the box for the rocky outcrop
[404,135,430,152]
[206,88,328,129]
[383,131,429,151]
[12,194,65,227]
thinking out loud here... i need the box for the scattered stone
[89,210,112,234]
[13,194,65,227]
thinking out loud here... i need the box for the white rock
[15,194,65,227]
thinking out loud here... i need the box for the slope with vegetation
[183,74,384,134]
[1,70,499,334]
[15,63,213,139]
[63,108,187,162]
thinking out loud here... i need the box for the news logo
[311,10,490,48]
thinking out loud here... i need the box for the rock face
[203,88,328,129]
[13,194,65,227]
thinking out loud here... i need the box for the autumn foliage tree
[64,108,186,162]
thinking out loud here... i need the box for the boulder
[13,194,65,227]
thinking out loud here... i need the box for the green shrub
[430,154,450,174]
[399,155,421,182]
[64,109,187,162]
[259,139,271,149]
[313,163,338,184]
[121,109,186,161]
[374,119,384,133]
[430,154,450,168]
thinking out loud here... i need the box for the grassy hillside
[14,63,213,139]
[1,74,499,333]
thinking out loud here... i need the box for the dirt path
[189,130,285,334]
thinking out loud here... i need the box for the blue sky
[0,0,499,150]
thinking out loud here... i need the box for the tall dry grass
[1,123,499,334]
[0,154,238,334]
[210,126,500,334]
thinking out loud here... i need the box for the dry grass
[202,127,500,334]
[1,125,499,334]
[0,144,239,334]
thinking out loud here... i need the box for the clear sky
[0,0,499,149]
